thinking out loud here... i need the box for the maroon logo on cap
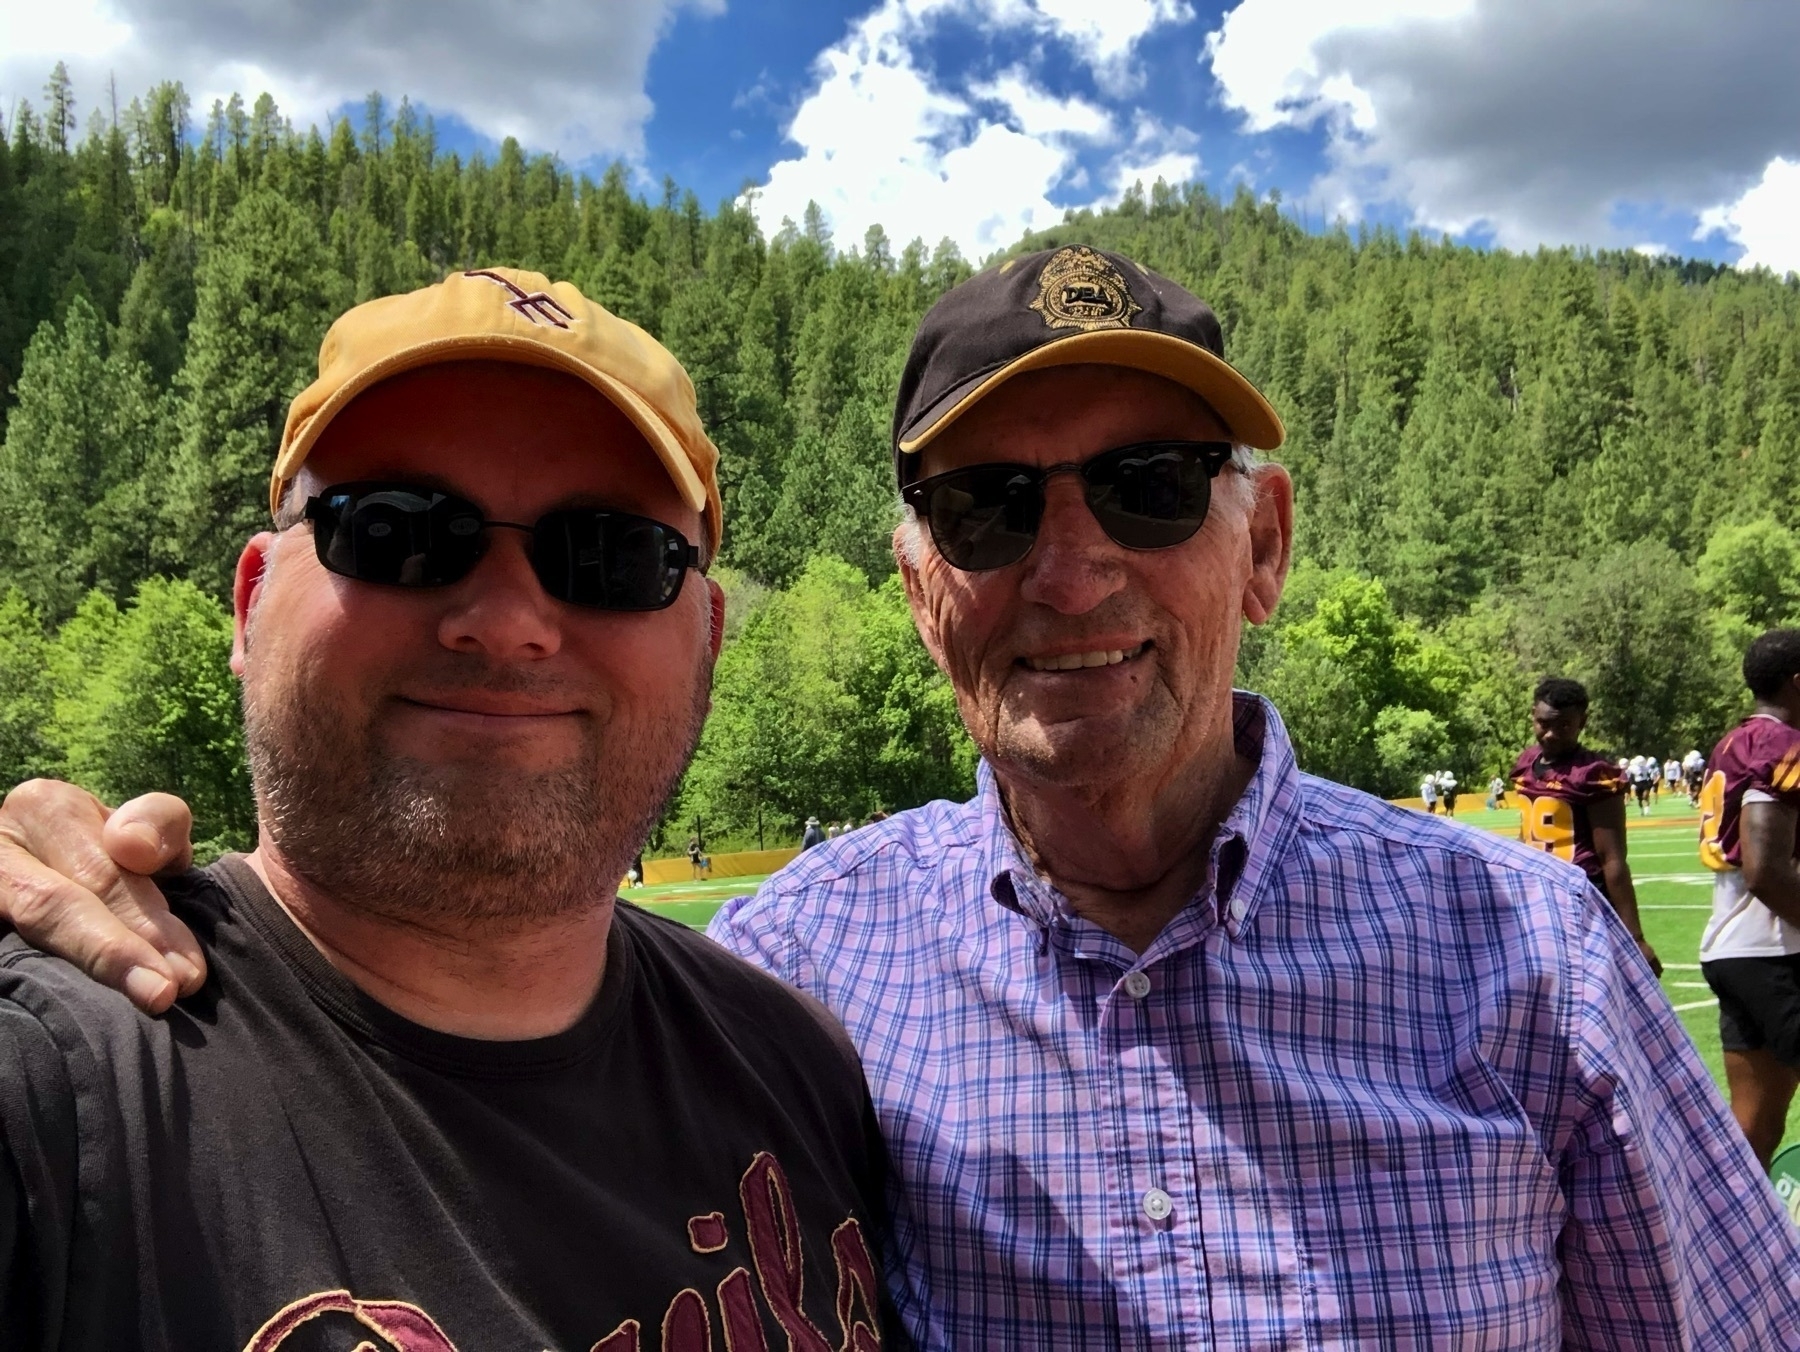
[1029,246,1141,333]
[463,269,575,329]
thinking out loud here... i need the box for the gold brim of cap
[897,328,1285,457]
[270,333,711,547]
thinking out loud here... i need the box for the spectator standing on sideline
[7,245,1799,1347]
[802,817,827,850]
[1487,774,1507,811]
[1420,771,1439,814]
[686,832,705,879]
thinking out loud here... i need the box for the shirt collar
[981,691,1304,944]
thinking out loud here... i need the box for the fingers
[0,780,206,1012]
[103,793,196,877]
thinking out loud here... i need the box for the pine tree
[0,294,165,621]
[162,189,346,594]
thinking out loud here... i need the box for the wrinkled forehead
[918,365,1230,475]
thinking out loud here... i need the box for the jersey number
[1519,796,1575,862]
[1697,770,1729,871]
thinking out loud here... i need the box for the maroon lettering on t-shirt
[830,1219,883,1352]
[661,1289,712,1352]
[741,1150,834,1352]
[243,1151,883,1352]
[243,1290,459,1352]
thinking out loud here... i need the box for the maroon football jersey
[1698,714,1800,872]
[1511,744,1625,884]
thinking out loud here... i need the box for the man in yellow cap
[0,270,893,1349]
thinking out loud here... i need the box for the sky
[3,0,1798,274]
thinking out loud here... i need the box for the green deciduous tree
[677,557,971,842]
[1697,517,1800,631]
[47,578,252,853]
[1515,540,1739,755]
[1241,565,1470,794]
[0,589,54,787]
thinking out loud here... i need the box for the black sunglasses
[302,482,701,612]
[900,439,1234,572]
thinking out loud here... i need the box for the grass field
[625,788,1799,1151]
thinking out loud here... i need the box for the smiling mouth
[400,697,577,719]
[1020,641,1151,673]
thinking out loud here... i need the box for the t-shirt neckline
[209,854,632,1079]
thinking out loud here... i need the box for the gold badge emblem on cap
[1028,246,1142,333]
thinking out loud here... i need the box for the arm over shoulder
[1552,885,1800,1347]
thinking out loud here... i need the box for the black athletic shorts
[1702,954,1800,1067]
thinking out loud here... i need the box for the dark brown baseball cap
[892,244,1284,483]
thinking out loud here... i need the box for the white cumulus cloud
[0,0,715,161]
[750,0,1197,261]
[1697,158,1800,278]
[1204,0,1800,253]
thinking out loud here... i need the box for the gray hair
[895,444,1262,568]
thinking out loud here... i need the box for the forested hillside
[3,69,1799,852]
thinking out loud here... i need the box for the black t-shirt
[0,856,897,1351]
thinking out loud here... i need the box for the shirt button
[1122,970,1152,999]
[1229,895,1247,921]
[1141,1187,1173,1221]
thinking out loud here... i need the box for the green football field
[625,789,1799,1151]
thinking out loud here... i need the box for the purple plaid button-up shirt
[709,695,1800,1350]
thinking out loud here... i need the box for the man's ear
[230,534,275,676]
[1241,464,1293,626]
[894,525,952,676]
[706,578,727,662]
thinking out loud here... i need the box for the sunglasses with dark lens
[900,439,1234,572]
[302,482,701,612]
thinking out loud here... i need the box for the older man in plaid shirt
[4,247,1799,1348]
[714,247,1800,1348]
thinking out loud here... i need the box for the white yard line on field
[1671,997,1719,1013]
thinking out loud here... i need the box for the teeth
[1024,642,1146,672]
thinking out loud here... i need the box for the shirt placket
[1188,920,1315,1352]
[1096,946,1207,1351]
[1075,906,1313,1352]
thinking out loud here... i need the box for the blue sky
[5,0,1799,272]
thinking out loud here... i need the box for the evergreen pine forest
[4,69,1800,856]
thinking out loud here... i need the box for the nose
[1015,473,1128,615]
[436,529,564,660]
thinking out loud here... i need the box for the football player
[1629,756,1654,816]
[1697,628,1800,1166]
[1513,678,1661,974]
[1684,748,1707,806]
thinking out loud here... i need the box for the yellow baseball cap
[273,267,722,557]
